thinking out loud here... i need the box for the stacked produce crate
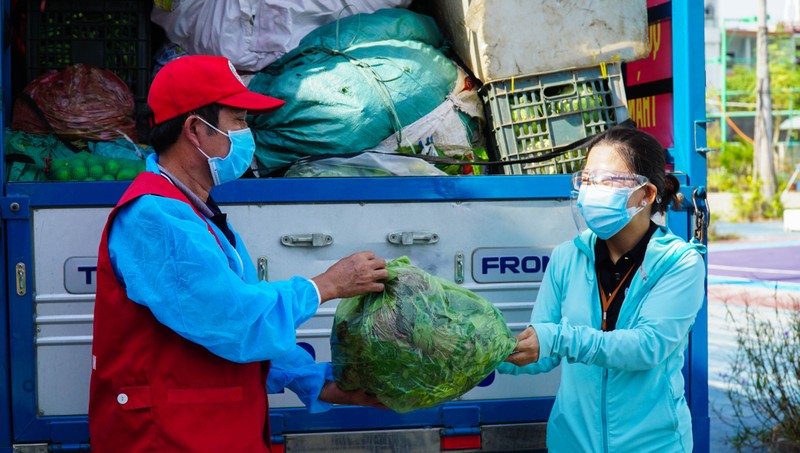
[430,0,649,175]
[26,0,152,106]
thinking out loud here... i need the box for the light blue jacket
[498,225,705,452]
[108,154,333,413]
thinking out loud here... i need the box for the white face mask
[194,116,257,186]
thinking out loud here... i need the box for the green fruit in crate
[52,167,71,181]
[116,168,140,180]
[89,164,105,179]
[71,165,89,180]
[105,159,122,176]
[50,160,69,172]
[85,156,102,168]
[100,174,117,181]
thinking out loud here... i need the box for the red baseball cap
[148,55,285,124]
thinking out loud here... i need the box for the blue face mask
[195,116,256,186]
[576,184,645,240]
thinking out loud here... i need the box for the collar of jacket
[572,223,704,303]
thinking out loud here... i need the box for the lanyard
[598,265,636,331]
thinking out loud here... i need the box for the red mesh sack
[12,64,138,141]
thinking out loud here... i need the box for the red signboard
[627,93,674,148]
[626,19,673,86]
[647,0,669,6]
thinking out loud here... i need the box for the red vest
[89,172,271,452]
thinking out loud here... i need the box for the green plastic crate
[26,0,152,107]
[481,63,629,175]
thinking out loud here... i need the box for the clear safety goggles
[571,169,649,191]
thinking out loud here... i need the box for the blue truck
[0,0,709,451]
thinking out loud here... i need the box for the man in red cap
[88,55,388,452]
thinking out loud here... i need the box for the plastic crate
[481,63,629,175]
[26,0,152,107]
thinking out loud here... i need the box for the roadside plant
[733,179,784,221]
[722,296,800,452]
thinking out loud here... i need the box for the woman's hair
[585,125,680,215]
[137,103,222,155]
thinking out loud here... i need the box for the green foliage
[722,298,800,452]
[732,178,784,221]
[707,167,743,193]
[707,123,753,193]
[766,36,800,112]
[706,34,800,220]
[726,65,756,110]
[717,140,754,174]
[723,35,800,113]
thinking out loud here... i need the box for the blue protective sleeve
[107,193,320,364]
[267,346,334,413]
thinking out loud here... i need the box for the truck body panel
[0,0,709,451]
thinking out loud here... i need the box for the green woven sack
[248,9,457,174]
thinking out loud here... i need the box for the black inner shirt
[594,222,658,331]
[206,196,237,248]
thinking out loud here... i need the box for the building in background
[705,0,800,168]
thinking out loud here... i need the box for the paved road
[708,241,800,288]
[706,225,800,451]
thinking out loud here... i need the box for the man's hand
[504,326,540,366]
[312,251,388,303]
[318,381,388,409]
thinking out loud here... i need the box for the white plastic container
[430,0,650,82]
[785,209,800,232]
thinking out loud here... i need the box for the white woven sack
[151,0,413,72]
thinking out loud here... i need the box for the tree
[753,0,777,210]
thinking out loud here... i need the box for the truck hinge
[440,427,481,451]
[694,119,717,155]
[270,436,285,453]
[440,405,481,451]
[674,185,710,244]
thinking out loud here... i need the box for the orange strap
[599,265,636,331]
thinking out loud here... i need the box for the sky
[717,0,795,27]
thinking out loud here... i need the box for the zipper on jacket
[602,368,609,453]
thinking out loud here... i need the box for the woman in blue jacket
[499,126,705,452]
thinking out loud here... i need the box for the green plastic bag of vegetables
[331,256,517,413]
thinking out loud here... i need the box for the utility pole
[754,0,777,210]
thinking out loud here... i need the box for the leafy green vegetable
[331,257,517,413]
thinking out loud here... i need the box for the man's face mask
[572,170,649,240]
[194,116,256,186]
